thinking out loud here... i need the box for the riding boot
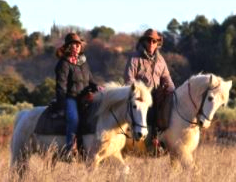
[63,134,78,162]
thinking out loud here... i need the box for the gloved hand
[89,82,99,92]
[97,85,104,91]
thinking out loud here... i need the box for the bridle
[173,75,220,126]
[110,95,147,138]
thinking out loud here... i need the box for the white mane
[180,73,228,102]
[95,81,152,116]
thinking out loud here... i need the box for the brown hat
[142,29,162,40]
[64,33,83,45]
[141,28,163,48]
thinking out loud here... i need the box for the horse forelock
[204,74,230,104]
[132,81,153,107]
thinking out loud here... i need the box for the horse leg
[169,152,182,172]
[92,137,115,167]
[93,146,108,167]
[12,150,31,178]
[11,137,32,177]
[180,151,194,169]
[113,151,130,174]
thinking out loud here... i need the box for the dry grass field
[1,140,236,182]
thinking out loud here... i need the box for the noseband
[110,96,147,138]
[174,75,220,126]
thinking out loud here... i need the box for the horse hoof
[123,165,130,174]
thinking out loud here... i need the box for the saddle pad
[35,97,101,136]
[34,106,66,135]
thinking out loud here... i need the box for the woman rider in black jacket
[55,32,97,154]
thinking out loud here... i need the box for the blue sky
[7,0,236,35]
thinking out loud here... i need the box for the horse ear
[148,86,152,92]
[226,80,232,90]
[209,74,218,88]
[131,83,136,92]
[209,74,213,84]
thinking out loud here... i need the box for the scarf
[67,47,78,65]
[137,44,157,62]
[65,47,86,65]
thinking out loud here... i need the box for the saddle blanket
[34,100,100,136]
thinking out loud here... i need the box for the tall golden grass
[1,142,236,182]
[1,104,236,181]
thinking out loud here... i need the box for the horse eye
[208,96,213,102]
[136,97,143,102]
[133,105,137,109]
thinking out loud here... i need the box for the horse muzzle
[133,131,147,141]
[198,115,212,128]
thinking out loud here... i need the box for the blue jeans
[65,97,79,150]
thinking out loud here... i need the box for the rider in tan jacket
[124,28,175,139]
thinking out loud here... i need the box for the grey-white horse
[11,81,153,174]
[125,73,232,169]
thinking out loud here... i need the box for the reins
[110,107,131,138]
[109,95,147,139]
[174,75,221,126]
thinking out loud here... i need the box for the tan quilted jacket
[124,50,175,92]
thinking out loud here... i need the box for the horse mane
[183,73,221,90]
[95,81,152,116]
[183,73,229,103]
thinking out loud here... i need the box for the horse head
[96,81,152,142]
[129,81,153,141]
[196,74,232,128]
[174,73,232,129]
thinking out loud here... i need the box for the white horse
[10,81,152,174]
[125,73,232,168]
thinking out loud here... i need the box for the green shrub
[0,75,30,104]
[215,106,236,122]
[30,77,55,106]
[0,102,33,128]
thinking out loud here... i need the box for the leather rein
[110,96,147,138]
[173,75,220,126]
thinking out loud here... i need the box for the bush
[0,102,33,128]
[215,106,236,123]
[0,74,30,104]
[30,77,55,106]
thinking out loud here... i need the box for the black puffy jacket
[55,58,94,107]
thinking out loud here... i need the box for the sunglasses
[146,38,162,44]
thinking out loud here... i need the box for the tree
[167,18,180,34]
[0,1,25,58]
[90,26,115,41]
[30,78,56,106]
[0,75,29,104]
[163,53,191,86]
[26,32,45,55]
[0,1,22,28]
[178,15,221,73]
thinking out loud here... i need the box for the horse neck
[174,86,198,123]
[172,78,208,128]
[97,100,129,134]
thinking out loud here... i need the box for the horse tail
[10,107,45,167]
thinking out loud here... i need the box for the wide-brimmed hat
[141,28,163,48]
[64,33,83,45]
[142,29,162,40]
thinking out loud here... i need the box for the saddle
[34,101,66,135]
[34,93,100,136]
